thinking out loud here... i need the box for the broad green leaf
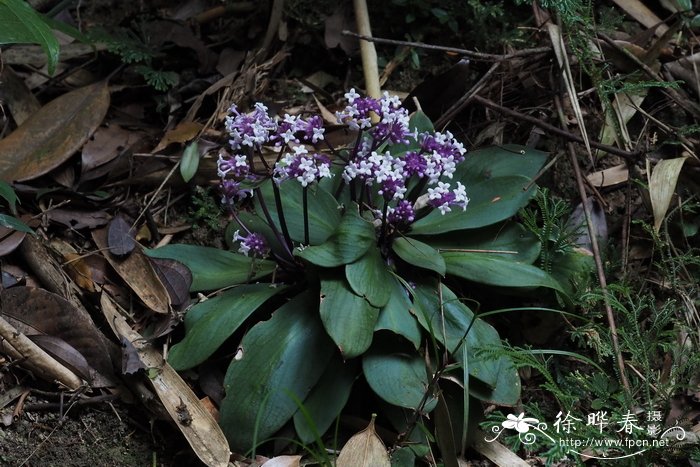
[145,244,275,291]
[413,282,521,405]
[391,447,416,467]
[409,110,434,133]
[442,252,565,293]
[0,180,19,214]
[410,175,535,235]
[453,145,548,185]
[549,249,595,299]
[293,357,357,444]
[392,237,445,275]
[375,277,421,349]
[346,246,392,307]
[220,292,334,451]
[257,179,340,245]
[320,275,379,358]
[362,340,437,411]
[180,140,199,182]
[0,0,59,75]
[417,222,540,264]
[296,203,375,267]
[168,284,285,370]
[467,356,521,406]
[0,213,33,233]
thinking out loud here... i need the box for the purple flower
[299,115,325,144]
[336,88,382,130]
[274,146,332,187]
[336,90,411,144]
[217,152,249,179]
[403,151,427,178]
[220,180,253,205]
[388,200,415,225]
[427,182,469,214]
[343,151,406,200]
[232,230,268,257]
[225,103,277,150]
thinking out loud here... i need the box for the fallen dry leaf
[0,286,117,388]
[648,157,687,233]
[153,121,204,153]
[93,227,170,314]
[587,164,629,187]
[0,81,110,183]
[81,124,140,173]
[336,416,390,467]
[101,294,231,467]
[261,455,301,467]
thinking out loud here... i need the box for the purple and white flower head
[225,103,277,150]
[299,115,325,144]
[274,146,332,187]
[388,200,416,225]
[427,181,469,214]
[343,151,406,200]
[232,230,268,257]
[220,179,253,206]
[336,90,411,144]
[336,88,381,130]
[217,152,249,179]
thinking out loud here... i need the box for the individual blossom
[232,230,268,257]
[274,146,332,187]
[427,181,469,214]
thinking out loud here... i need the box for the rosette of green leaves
[147,112,564,452]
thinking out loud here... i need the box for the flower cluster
[273,146,332,187]
[219,103,330,205]
[225,102,326,149]
[219,90,470,236]
[232,230,268,257]
[336,89,412,144]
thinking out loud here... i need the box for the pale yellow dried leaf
[587,164,629,187]
[648,157,687,233]
[261,455,302,467]
[610,0,669,37]
[336,417,390,467]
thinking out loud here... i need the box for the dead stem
[553,94,632,399]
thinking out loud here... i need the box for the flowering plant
[147,91,564,452]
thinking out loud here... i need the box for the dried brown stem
[342,31,551,62]
[0,316,82,390]
[553,94,632,399]
[470,94,641,160]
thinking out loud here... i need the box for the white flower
[502,413,540,433]
[344,88,360,103]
